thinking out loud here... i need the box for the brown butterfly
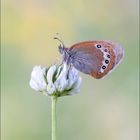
[55,37,124,79]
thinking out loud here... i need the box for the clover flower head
[29,63,82,97]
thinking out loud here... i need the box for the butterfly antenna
[54,33,65,47]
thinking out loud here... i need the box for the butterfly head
[54,35,71,64]
[58,44,65,55]
[54,35,66,54]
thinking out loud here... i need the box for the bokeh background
[1,0,139,140]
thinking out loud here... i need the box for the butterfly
[54,37,124,79]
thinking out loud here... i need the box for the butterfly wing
[69,41,124,79]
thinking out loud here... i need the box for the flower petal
[29,66,47,92]
[69,77,82,95]
[47,84,56,95]
[47,65,57,84]
[66,66,79,89]
[46,65,57,94]
[55,63,68,92]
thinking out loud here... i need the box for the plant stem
[52,96,57,140]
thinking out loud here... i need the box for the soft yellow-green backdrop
[1,0,139,140]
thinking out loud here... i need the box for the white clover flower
[29,63,82,97]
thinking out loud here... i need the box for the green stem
[52,96,57,140]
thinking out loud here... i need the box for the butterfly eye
[96,44,102,48]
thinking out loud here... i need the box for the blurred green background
[1,0,139,140]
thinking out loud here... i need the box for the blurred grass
[1,0,139,140]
